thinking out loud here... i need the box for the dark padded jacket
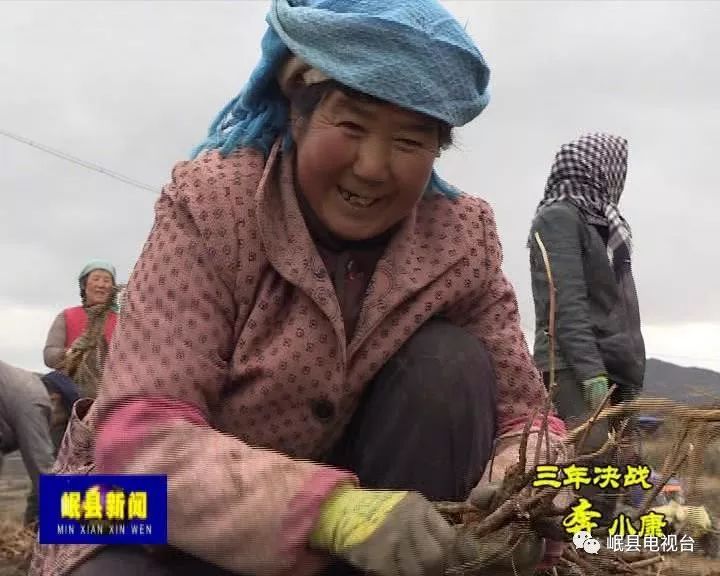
[529,201,645,396]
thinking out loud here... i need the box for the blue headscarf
[192,0,491,198]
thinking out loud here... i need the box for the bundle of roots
[61,287,119,398]
[431,395,720,575]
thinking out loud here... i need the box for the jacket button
[310,398,335,422]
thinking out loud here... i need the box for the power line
[0,128,160,194]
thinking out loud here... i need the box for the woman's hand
[310,485,480,576]
[581,375,610,410]
[467,482,546,576]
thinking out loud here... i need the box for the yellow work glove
[581,375,610,411]
[310,485,479,576]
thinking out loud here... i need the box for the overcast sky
[1,1,718,374]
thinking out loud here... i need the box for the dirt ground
[0,453,29,525]
[0,452,32,576]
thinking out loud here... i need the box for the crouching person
[0,360,77,525]
[31,1,568,575]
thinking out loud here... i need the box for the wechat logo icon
[573,531,601,554]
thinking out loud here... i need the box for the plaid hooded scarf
[532,132,633,267]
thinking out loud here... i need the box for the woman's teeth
[340,187,377,207]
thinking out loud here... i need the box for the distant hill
[642,358,720,405]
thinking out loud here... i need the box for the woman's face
[84,270,114,306]
[292,90,441,241]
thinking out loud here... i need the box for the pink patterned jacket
[30,141,565,576]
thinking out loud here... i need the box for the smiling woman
[43,260,118,373]
[30,2,567,576]
[41,260,119,400]
[289,81,449,241]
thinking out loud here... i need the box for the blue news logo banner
[38,474,168,544]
